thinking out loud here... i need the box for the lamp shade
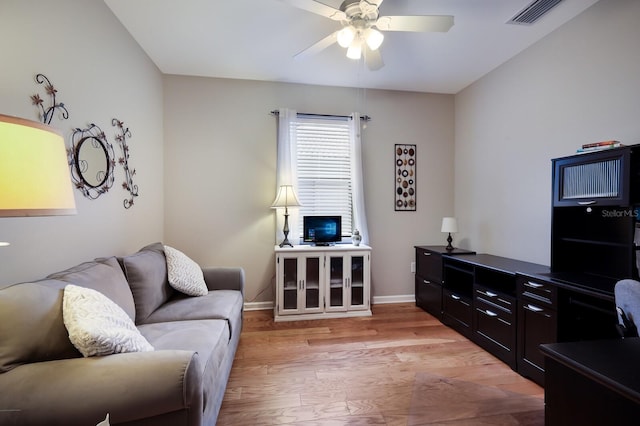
[441,217,458,233]
[0,114,76,217]
[271,185,302,208]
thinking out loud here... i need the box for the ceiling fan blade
[365,46,384,71]
[294,31,338,60]
[281,0,346,21]
[376,15,454,32]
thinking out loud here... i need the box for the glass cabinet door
[325,252,370,312]
[281,257,299,312]
[279,254,324,315]
[304,256,321,311]
[327,255,346,311]
[350,255,365,308]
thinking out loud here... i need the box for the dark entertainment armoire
[550,144,640,340]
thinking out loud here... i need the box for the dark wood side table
[540,338,640,425]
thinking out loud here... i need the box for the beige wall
[6,0,632,303]
[163,76,455,303]
[0,0,164,285]
[454,0,640,265]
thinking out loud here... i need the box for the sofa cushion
[118,242,174,323]
[164,245,208,296]
[0,280,80,373]
[47,256,136,321]
[63,284,154,357]
[142,290,244,341]
[138,320,229,372]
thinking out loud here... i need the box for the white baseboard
[244,301,274,311]
[372,294,415,304]
[243,295,415,311]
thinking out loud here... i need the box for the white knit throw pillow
[63,285,154,357]
[164,245,208,296]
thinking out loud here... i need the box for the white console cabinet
[274,244,371,321]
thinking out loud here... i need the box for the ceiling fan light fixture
[337,26,355,48]
[365,28,384,50]
[346,38,362,60]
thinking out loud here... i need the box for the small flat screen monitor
[303,216,342,245]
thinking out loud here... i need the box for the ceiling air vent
[508,0,564,25]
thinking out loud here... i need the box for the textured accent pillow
[164,245,208,296]
[63,284,154,357]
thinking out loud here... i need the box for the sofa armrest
[202,267,245,297]
[0,350,203,426]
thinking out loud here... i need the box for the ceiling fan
[281,0,454,70]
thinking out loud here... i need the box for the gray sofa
[0,242,244,426]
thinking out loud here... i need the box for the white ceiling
[104,0,598,94]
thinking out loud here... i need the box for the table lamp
[0,114,77,245]
[271,185,301,247]
[441,217,458,251]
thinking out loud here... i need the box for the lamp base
[279,210,294,248]
[279,239,293,248]
[445,233,454,251]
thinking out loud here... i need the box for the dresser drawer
[443,289,472,330]
[474,285,515,314]
[415,276,443,319]
[517,275,557,307]
[475,297,515,347]
[416,248,442,282]
[474,296,517,368]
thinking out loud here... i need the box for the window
[293,116,353,238]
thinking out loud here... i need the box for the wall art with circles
[394,144,416,211]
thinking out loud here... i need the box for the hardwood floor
[218,303,543,425]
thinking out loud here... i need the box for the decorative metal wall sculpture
[29,73,140,209]
[395,144,416,211]
[68,124,115,200]
[112,118,139,209]
[31,74,69,124]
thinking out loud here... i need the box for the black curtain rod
[270,110,371,122]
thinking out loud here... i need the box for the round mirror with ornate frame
[69,124,115,199]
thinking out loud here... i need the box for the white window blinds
[294,117,352,238]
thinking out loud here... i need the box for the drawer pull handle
[485,290,498,297]
[482,309,498,317]
[525,304,543,313]
[525,281,543,289]
[423,280,431,284]
[451,294,461,300]
[423,252,431,256]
